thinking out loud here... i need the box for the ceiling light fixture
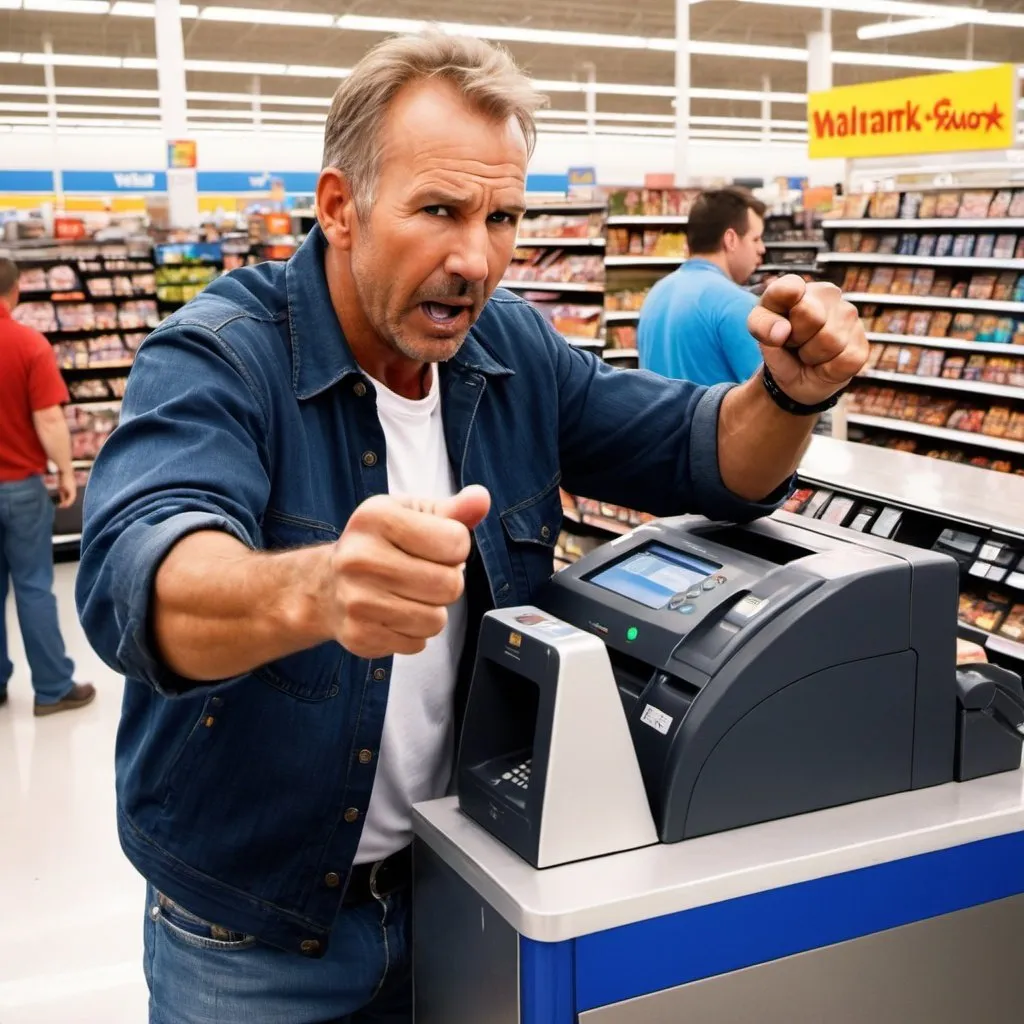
[856,16,965,40]
[199,5,334,27]
[23,0,110,11]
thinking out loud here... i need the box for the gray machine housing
[458,512,969,861]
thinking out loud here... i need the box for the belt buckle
[369,859,385,900]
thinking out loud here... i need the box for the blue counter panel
[575,829,1024,1012]
[520,937,576,1024]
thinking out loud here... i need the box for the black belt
[343,846,412,906]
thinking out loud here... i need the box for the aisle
[0,563,148,1024]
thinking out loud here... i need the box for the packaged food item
[929,310,953,337]
[911,268,935,296]
[1016,237,1024,260]
[935,192,962,218]
[834,231,859,253]
[93,302,117,330]
[900,192,923,219]
[993,234,1018,258]
[870,267,897,293]
[998,605,1024,642]
[878,344,903,371]
[867,342,885,368]
[958,592,1011,633]
[949,313,976,339]
[907,311,933,336]
[934,233,954,257]
[12,301,58,332]
[951,234,976,258]
[878,234,900,255]
[993,270,1018,301]
[962,353,988,380]
[989,190,1014,218]
[975,316,1001,343]
[968,273,997,300]
[950,279,968,299]
[1015,274,1024,303]
[983,405,1011,437]
[918,194,939,219]
[917,349,946,377]
[931,273,954,297]
[56,302,96,331]
[1008,358,1024,386]
[896,346,922,374]
[891,268,915,295]
[974,234,996,259]
[981,356,1011,383]
[1006,411,1024,441]
[844,194,871,219]
[958,190,994,218]
[914,234,937,257]
[947,406,985,433]
[941,354,966,378]
[854,268,873,292]
[884,309,909,335]
[870,192,901,219]
[782,488,815,514]
[47,265,79,290]
[1008,190,1024,218]
[842,267,861,291]
[916,396,956,425]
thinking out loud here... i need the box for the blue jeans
[0,475,75,703]
[144,882,412,1023]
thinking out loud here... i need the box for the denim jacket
[77,225,778,957]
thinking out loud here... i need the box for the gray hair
[321,30,546,219]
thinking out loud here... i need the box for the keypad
[504,758,532,789]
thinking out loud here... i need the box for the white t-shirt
[354,365,467,864]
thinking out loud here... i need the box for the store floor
[0,562,149,1024]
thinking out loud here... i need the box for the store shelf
[824,218,1024,231]
[764,239,826,249]
[516,237,605,247]
[62,362,134,374]
[604,310,641,323]
[499,280,605,294]
[563,335,603,347]
[845,293,1024,314]
[987,634,1024,663]
[605,255,684,267]
[52,532,83,545]
[603,347,639,359]
[867,332,1024,356]
[526,201,606,213]
[821,253,1024,270]
[858,368,1024,401]
[847,414,1024,455]
[760,263,818,273]
[606,215,688,226]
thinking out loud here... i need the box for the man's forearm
[32,412,73,476]
[153,531,331,683]
[717,372,814,501]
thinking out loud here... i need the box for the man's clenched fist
[317,485,491,659]
[747,274,869,407]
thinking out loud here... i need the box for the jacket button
[344,807,360,823]
[324,871,341,888]
[372,668,386,682]
[300,939,320,955]
[362,451,378,467]
[353,381,367,397]
[540,524,552,541]
[358,749,373,764]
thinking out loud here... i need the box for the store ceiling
[1,0,1022,133]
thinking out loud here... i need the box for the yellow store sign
[808,64,1018,160]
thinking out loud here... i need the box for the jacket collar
[285,224,511,400]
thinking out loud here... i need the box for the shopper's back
[639,186,767,385]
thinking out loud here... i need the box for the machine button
[324,872,341,889]
[686,586,702,599]
[668,592,688,610]
[678,603,696,615]
[362,451,378,467]
[702,579,718,591]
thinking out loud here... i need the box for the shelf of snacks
[827,218,1024,231]
[517,207,606,241]
[605,255,685,267]
[822,253,1024,271]
[825,184,1024,229]
[845,293,1024,314]
[606,215,689,227]
[866,332,1024,356]
[531,302,604,343]
[846,412,1024,456]
[499,279,605,294]
[763,239,827,250]
[604,310,641,324]
[606,185,699,222]
[760,262,818,274]
[859,369,1024,402]
[525,201,606,213]
[515,237,606,248]
[155,263,220,307]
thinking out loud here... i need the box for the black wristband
[760,364,845,416]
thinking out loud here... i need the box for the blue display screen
[588,543,721,610]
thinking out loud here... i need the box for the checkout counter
[412,509,1024,1023]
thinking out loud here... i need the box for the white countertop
[413,769,1024,942]
[799,436,1024,538]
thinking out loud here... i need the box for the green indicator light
[626,626,639,642]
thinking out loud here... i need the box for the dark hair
[0,258,18,297]
[686,187,767,255]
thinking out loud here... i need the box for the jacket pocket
[256,510,344,701]
[500,476,562,601]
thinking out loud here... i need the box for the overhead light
[184,59,288,75]
[726,0,1024,29]
[200,5,334,27]
[538,110,677,124]
[856,16,964,39]
[23,0,110,11]
[0,0,21,8]
[284,65,351,78]
[0,52,21,62]
[22,52,122,67]
[122,57,158,69]
[691,87,806,104]
[690,115,808,129]
[689,41,809,62]
[836,50,986,71]
[187,90,331,106]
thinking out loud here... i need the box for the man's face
[345,80,528,364]
[725,211,765,285]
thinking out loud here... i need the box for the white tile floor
[1,562,149,1024]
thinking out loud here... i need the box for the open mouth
[420,301,469,326]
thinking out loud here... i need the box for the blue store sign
[63,170,167,193]
[0,170,55,192]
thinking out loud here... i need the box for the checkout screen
[588,543,721,609]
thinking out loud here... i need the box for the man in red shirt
[0,258,94,715]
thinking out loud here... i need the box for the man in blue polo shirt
[639,187,767,384]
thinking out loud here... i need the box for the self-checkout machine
[411,510,1024,1024]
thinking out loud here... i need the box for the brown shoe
[34,682,96,717]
